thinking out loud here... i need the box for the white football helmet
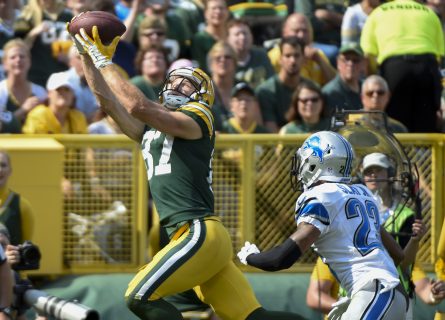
[159,67,214,110]
[290,131,355,190]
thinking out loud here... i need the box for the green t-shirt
[130,76,159,102]
[190,30,217,73]
[322,75,362,113]
[165,12,192,59]
[235,47,275,89]
[141,102,215,235]
[256,75,311,128]
[279,117,331,134]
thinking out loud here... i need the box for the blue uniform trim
[296,200,330,225]
[361,281,395,320]
[338,134,353,178]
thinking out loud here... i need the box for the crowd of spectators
[0,0,444,318]
[0,0,444,136]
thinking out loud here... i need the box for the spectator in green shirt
[322,42,365,113]
[255,36,309,133]
[222,82,269,134]
[279,81,330,134]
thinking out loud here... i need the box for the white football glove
[237,241,260,265]
[327,297,351,320]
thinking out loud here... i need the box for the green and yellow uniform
[125,101,261,320]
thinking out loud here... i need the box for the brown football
[68,11,126,44]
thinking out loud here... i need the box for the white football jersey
[295,182,400,297]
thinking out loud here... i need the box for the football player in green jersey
[71,22,305,320]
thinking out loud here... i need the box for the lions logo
[302,136,333,163]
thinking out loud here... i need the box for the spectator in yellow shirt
[267,13,336,86]
[22,71,88,134]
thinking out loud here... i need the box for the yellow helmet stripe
[180,103,214,137]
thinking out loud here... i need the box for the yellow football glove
[75,26,120,69]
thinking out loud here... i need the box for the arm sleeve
[246,238,302,271]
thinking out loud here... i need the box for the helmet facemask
[290,131,354,191]
[159,67,214,110]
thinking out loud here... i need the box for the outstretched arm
[238,223,320,271]
[76,27,203,140]
[80,49,145,142]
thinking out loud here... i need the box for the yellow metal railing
[2,134,443,274]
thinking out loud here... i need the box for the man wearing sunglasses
[322,43,365,113]
[361,75,408,133]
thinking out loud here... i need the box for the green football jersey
[141,102,215,233]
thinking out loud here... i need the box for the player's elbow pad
[246,238,301,271]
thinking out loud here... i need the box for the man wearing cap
[222,82,269,134]
[22,71,87,134]
[361,152,442,320]
[360,0,444,133]
[322,42,366,113]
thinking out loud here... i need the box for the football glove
[66,15,86,55]
[327,297,351,320]
[75,26,120,69]
[237,241,260,265]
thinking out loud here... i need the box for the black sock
[246,307,307,320]
[126,296,184,320]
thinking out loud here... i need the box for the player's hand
[327,297,351,320]
[75,26,120,69]
[66,16,86,55]
[66,14,87,55]
[237,241,260,265]
[431,279,445,302]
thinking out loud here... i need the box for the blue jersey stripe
[297,201,330,225]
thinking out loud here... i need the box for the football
[68,11,126,45]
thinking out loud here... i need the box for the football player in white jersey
[238,131,408,320]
